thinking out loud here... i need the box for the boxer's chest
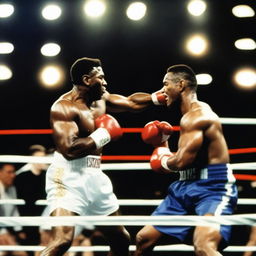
[77,100,106,134]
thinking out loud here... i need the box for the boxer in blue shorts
[153,164,237,246]
[41,57,167,256]
[135,64,238,256]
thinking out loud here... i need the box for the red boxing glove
[150,147,174,174]
[95,114,123,140]
[89,114,123,149]
[141,120,173,146]
[151,90,167,105]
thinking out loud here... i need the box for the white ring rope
[0,214,256,227]
[33,198,256,206]
[0,199,25,205]
[0,155,53,164]
[219,117,256,125]
[0,155,256,170]
[231,162,256,170]
[0,198,255,206]
[0,245,256,252]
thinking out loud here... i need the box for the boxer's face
[83,66,107,101]
[162,72,182,107]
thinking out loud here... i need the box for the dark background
[0,0,256,154]
[0,0,255,181]
[0,0,255,252]
[0,0,255,155]
[0,0,255,192]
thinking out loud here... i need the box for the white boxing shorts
[45,151,119,216]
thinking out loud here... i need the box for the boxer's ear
[178,79,186,92]
[82,75,90,86]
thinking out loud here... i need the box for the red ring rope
[0,129,255,156]
[234,174,256,181]
[0,127,180,135]
[0,129,53,135]
[1,128,256,182]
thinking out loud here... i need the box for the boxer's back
[180,101,229,166]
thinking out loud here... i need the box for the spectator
[0,163,27,256]
[15,145,48,246]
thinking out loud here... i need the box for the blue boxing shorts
[152,164,238,246]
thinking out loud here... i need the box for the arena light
[41,4,62,20]
[40,43,61,57]
[126,2,147,21]
[0,64,12,80]
[0,42,14,54]
[187,0,206,16]
[83,0,106,18]
[0,4,14,18]
[232,5,255,18]
[233,67,256,89]
[39,65,64,88]
[196,73,212,85]
[234,38,256,50]
[184,34,209,56]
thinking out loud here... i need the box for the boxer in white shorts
[40,57,167,256]
[46,152,118,216]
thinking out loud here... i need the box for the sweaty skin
[162,72,229,170]
[42,66,154,256]
[134,71,233,256]
[50,68,152,160]
[166,101,230,170]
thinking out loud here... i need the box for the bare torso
[49,88,153,160]
[50,90,107,158]
[178,101,229,168]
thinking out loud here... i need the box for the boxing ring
[0,116,256,254]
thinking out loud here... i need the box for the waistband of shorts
[53,151,101,169]
[179,164,233,181]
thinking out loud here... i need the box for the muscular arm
[167,128,204,170]
[165,111,209,170]
[51,101,96,160]
[104,92,153,113]
[165,109,229,170]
